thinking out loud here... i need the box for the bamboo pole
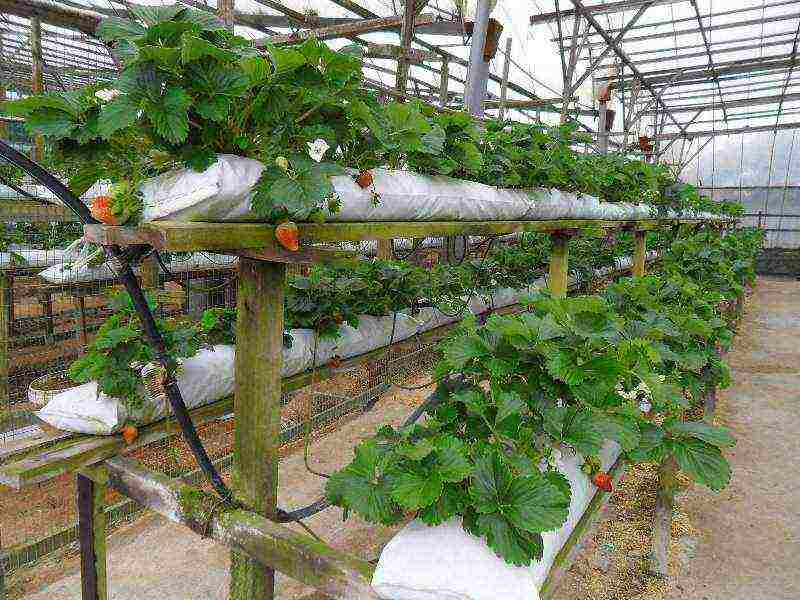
[548,233,570,298]
[632,230,647,277]
[230,259,285,600]
[77,467,108,600]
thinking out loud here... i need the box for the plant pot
[28,371,79,408]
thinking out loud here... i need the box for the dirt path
[666,277,800,600]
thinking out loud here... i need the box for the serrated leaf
[666,420,735,448]
[396,438,434,460]
[592,412,641,451]
[476,514,544,565]
[389,472,442,510]
[181,33,237,63]
[671,438,731,491]
[96,16,147,43]
[470,452,512,514]
[435,436,471,482]
[546,351,585,385]
[147,86,191,144]
[98,95,139,139]
[495,390,525,424]
[443,335,489,369]
[504,475,570,533]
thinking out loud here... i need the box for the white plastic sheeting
[140,155,719,224]
[371,442,620,600]
[35,253,656,434]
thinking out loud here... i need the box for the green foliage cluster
[326,227,763,566]
[4,6,725,222]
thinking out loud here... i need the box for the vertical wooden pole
[394,0,416,96]
[218,0,235,30]
[632,230,646,277]
[0,274,8,407]
[648,455,678,578]
[0,529,6,600]
[439,58,449,107]
[140,254,160,291]
[464,0,492,117]
[30,17,44,162]
[230,259,285,600]
[376,240,393,260]
[77,470,108,600]
[598,99,609,155]
[548,232,570,298]
[498,37,512,121]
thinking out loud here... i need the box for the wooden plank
[83,219,704,252]
[77,467,108,600]
[548,232,570,298]
[632,229,647,277]
[0,201,77,222]
[230,259,285,600]
[0,398,233,489]
[102,456,378,599]
[365,43,440,63]
[540,457,627,599]
[263,13,439,45]
[235,246,356,265]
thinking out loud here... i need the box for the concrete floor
[664,277,800,600]
[25,277,800,600]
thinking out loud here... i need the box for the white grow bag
[139,155,718,224]
[35,252,657,433]
[372,442,621,600]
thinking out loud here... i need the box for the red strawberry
[121,424,139,445]
[329,355,342,369]
[275,222,300,252]
[593,472,613,493]
[356,170,373,189]
[90,195,120,225]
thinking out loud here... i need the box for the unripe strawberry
[275,156,290,172]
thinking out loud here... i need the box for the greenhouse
[0,0,797,599]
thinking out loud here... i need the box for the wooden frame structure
[0,214,721,599]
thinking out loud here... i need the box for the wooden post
[376,240,393,260]
[648,454,678,578]
[464,0,492,117]
[548,232,570,298]
[0,274,8,407]
[30,16,44,161]
[632,230,646,277]
[439,58,449,107]
[598,99,609,155]
[77,469,108,600]
[139,254,160,291]
[0,529,6,600]
[230,259,285,600]
[394,0,416,96]
[498,37,512,121]
[218,0,235,30]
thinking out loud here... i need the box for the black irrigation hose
[0,141,238,507]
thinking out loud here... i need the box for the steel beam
[642,92,800,115]
[532,0,680,25]
[567,0,683,131]
[653,121,800,141]
[689,0,727,121]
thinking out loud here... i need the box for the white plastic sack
[138,155,722,224]
[38,346,236,434]
[372,442,620,600]
[0,248,65,269]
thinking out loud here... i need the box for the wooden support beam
[632,230,646,277]
[498,37,513,121]
[102,456,378,599]
[77,469,108,600]
[365,43,440,63]
[548,232,570,298]
[0,0,101,37]
[395,0,417,96]
[261,14,440,46]
[439,57,449,107]
[648,454,678,577]
[82,219,720,253]
[230,259,286,600]
[139,254,160,290]
[218,0,235,31]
